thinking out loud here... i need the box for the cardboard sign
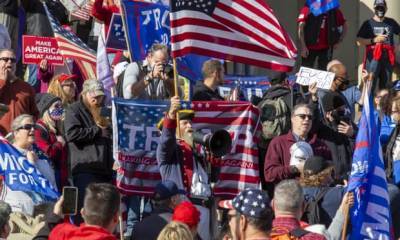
[106,14,127,50]
[296,67,335,90]
[22,35,64,65]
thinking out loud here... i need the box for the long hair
[47,75,75,106]
[300,166,334,187]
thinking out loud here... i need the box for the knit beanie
[35,93,61,117]
[172,201,200,229]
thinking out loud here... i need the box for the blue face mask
[48,107,64,121]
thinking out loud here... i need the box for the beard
[182,131,194,147]
[83,97,110,128]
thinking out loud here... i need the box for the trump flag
[347,84,392,239]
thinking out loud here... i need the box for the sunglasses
[0,57,16,63]
[17,124,36,131]
[295,114,313,120]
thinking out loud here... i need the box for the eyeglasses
[0,57,16,63]
[295,114,313,120]
[17,124,36,131]
[335,77,350,85]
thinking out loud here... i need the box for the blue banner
[306,0,340,16]
[121,0,208,82]
[121,1,170,61]
[348,92,392,239]
[0,139,59,201]
[106,14,127,50]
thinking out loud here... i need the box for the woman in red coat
[34,93,68,189]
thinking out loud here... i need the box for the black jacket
[64,98,113,176]
[314,120,355,181]
[131,207,173,240]
[192,81,224,101]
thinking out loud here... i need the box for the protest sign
[106,14,127,50]
[296,67,335,90]
[22,35,64,65]
[0,138,59,201]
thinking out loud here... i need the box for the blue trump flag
[120,0,207,82]
[121,1,170,61]
[307,0,340,16]
[0,138,59,201]
[347,85,392,239]
[106,14,127,51]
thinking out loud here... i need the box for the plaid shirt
[271,216,326,240]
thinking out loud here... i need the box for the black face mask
[375,7,386,18]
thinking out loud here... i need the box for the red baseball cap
[57,74,78,83]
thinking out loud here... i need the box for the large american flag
[170,0,297,72]
[44,3,97,80]
[113,99,260,197]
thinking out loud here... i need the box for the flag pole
[173,58,181,138]
[118,3,133,63]
[341,200,350,240]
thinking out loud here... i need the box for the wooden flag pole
[172,58,181,138]
[118,3,133,63]
[341,201,350,240]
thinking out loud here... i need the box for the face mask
[375,7,386,18]
[48,107,64,121]
[391,115,399,125]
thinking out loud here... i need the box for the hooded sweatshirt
[49,223,117,240]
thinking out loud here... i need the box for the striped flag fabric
[170,0,297,72]
[44,3,97,80]
[347,81,393,239]
[112,99,260,197]
[71,1,93,21]
[191,101,260,197]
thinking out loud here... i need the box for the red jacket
[49,223,117,240]
[34,119,68,188]
[271,216,326,240]
[0,79,38,135]
[264,131,332,184]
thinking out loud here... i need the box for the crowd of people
[0,0,399,239]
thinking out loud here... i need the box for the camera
[162,64,174,78]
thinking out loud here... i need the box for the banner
[0,138,59,201]
[106,14,127,51]
[121,1,170,61]
[113,99,260,198]
[306,0,340,16]
[347,88,392,239]
[22,35,64,65]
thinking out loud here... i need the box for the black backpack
[116,61,144,98]
[302,187,330,225]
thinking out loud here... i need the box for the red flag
[170,0,297,72]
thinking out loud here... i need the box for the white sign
[296,67,335,90]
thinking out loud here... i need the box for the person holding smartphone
[357,0,400,93]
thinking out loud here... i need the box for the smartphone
[62,187,78,215]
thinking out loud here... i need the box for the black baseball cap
[303,156,332,175]
[153,180,186,201]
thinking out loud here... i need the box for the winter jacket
[192,81,224,101]
[64,98,113,177]
[49,223,117,240]
[0,79,39,135]
[34,119,68,189]
[264,131,332,184]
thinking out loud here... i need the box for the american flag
[71,1,93,21]
[113,99,260,197]
[170,0,297,72]
[191,101,260,197]
[113,99,167,196]
[44,3,97,80]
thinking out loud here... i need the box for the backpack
[270,227,310,240]
[257,90,292,147]
[116,61,144,98]
[302,187,330,225]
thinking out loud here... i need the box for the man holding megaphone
[156,96,231,240]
